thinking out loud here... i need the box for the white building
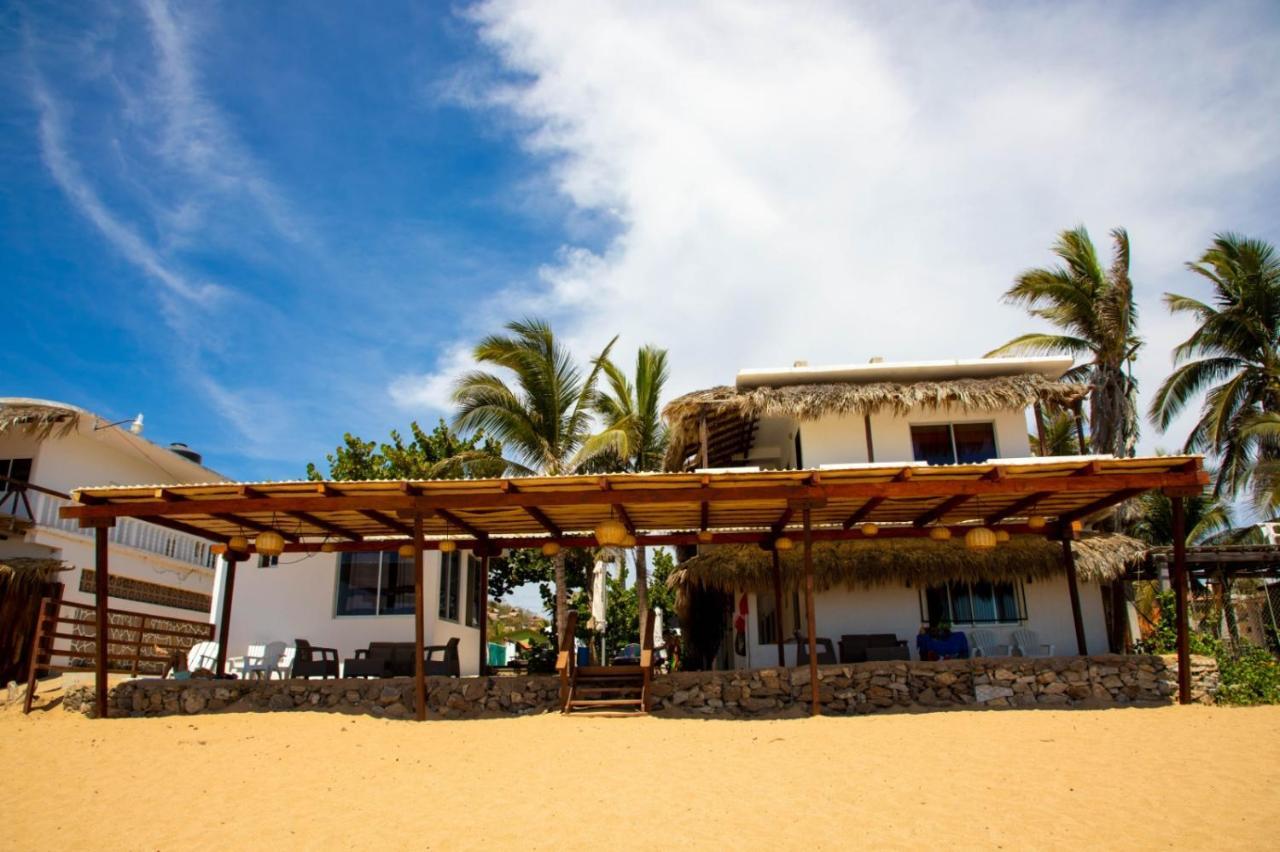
[0,399,224,622]
[664,357,1119,668]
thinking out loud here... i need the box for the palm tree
[452,318,619,636]
[1240,412,1280,518]
[594,345,670,644]
[1029,410,1081,456]
[1150,234,1280,499]
[988,226,1143,458]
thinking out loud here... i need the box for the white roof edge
[735,356,1075,389]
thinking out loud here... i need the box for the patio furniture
[968,629,1010,658]
[240,641,287,679]
[186,641,219,674]
[794,632,837,666]
[839,633,910,663]
[274,646,296,679]
[423,637,461,677]
[915,629,969,660]
[291,638,339,678]
[1011,628,1054,657]
[343,642,398,678]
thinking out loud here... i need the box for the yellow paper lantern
[964,527,998,551]
[254,530,285,557]
[697,530,714,544]
[995,529,1011,543]
[228,535,249,553]
[397,543,416,560]
[1027,515,1047,531]
[621,533,637,548]
[320,542,336,553]
[438,539,457,554]
[594,518,628,546]
[1070,520,1083,533]
[210,542,227,555]
[929,527,952,542]
[774,536,794,551]
[861,523,879,537]
[541,541,561,557]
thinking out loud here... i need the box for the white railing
[26,489,216,570]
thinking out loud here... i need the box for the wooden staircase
[557,611,655,715]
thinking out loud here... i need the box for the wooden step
[573,687,642,698]
[577,665,643,676]
[566,698,645,709]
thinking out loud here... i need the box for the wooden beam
[771,547,786,668]
[214,552,240,676]
[1172,497,1191,704]
[698,413,709,469]
[504,481,562,537]
[985,491,1052,526]
[913,494,972,528]
[286,510,362,540]
[863,414,875,463]
[1061,533,1087,655]
[802,503,819,717]
[700,501,709,532]
[436,508,487,542]
[413,513,426,721]
[1059,489,1145,524]
[771,506,794,536]
[479,554,490,677]
[615,504,636,535]
[843,497,884,529]
[209,513,300,542]
[94,526,109,719]
[358,509,413,536]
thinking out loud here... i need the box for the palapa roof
[669,533,1148,595]
[662,373,1089,471]
[0,399,83,440]
[57,456,1206,556]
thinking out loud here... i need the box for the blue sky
[4,0,1280,490]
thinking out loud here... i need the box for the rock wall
[61,654,1217,719]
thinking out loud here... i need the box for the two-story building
[662,357,1139,669]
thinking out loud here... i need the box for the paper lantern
[929,527,952,542]
[254,530,285,557]
[397,543,416,559]
[697,530,714,544]
[995,529,1011,543]
[861,523,879,537]
[964,527,998,551]
[320,542,336,553]
[210,542,227,555]
[228,535,249,553]
[774,536,794,551]
[621,533,637,548]
[1070,520,1083,533]
[541,541,561,557]
[594,518,628,546]
[1027,515,1047,531]
[438,539,457,554]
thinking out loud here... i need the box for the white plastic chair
[968,629,1010,657]
[275,646,296,680]
[241,641,286,680]
[186,641,220,673]
[1010,628,1055,657]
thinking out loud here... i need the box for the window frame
[438,550,462,623]
[334,551,414,618]
[918,579,1027,627]
[909,420,999,466]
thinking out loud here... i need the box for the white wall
[798,406,1032,467]
[740,575,1109,667]
[223,550,481,676]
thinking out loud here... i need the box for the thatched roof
[0,558,72,593]
[669,533,1147,596]
[662,374,1088,470]
[0,400,82,440]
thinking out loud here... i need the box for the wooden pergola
[59,455,1208,719]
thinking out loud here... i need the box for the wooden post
[863,414,875,463]
[1072,399,1088,454]
[1171,496,1191,704]
[413,512,426,721]
[94,524,110,719]
[1033,402,1048,456]
[802,503,819,716]
[771,547,785,667]
[23,597,54,714]
[698,412,710,469]
[1061,533,1087,655]
[214,551,239,677]
[478,553,490,676]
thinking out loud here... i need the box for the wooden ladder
[558,610,655,715]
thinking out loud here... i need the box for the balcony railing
[6,481,216,571]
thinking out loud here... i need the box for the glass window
[910,425,954,465]
[439,551,461,622]
[910,423,997,465]
[756,591,779,645]
[258,554,279,568]
[922,580,1025,626]
[465,556,483,627]
[953,422,997,463]
[336,552,410,616]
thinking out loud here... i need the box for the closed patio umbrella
[653,607,665,648]
[590,557,608,661]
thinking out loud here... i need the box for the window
[910,422,997,465]
[756,588,804,644]
[922,580,1025,626]
[336,551,413,616]
[466,556,482,628]
[439,551,462,622]
[0,458,32,492]
[258,554,279,568]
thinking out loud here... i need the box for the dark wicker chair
[839,633,910,663]
[793,632,838,666]
[291,638,339,679]
[343,642,397,678]
[423,637,461,678]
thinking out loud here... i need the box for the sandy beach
[3,686,1277,851]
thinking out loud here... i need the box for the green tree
[305,419,503,481]
[1240,412,1280,517]
[1030,409,1081,456]
[988,226,1142,458]
[1150,234,1280,499]
[570,547,679,654]
[594,344,670,644]
[452,318,620,636]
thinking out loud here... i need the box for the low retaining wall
[61,654,1217,719]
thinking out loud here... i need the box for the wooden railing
[23,597,215,713]
[555,609,579,710]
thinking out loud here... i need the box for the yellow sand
[2,686,1277,850]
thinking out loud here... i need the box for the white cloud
[418,0,1280,455]
[389,343,479,413]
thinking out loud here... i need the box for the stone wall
[61,654,1217,719]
